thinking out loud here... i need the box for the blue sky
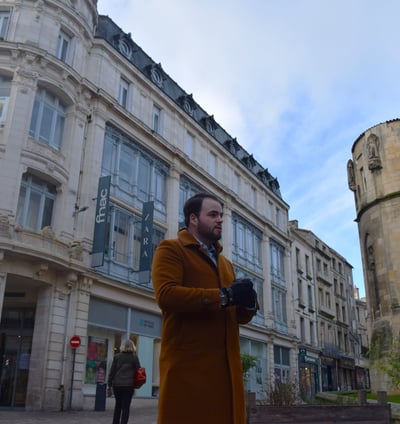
[97,0,400,298]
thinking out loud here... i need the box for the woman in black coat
[107,339,141,424]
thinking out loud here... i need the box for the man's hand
[220,278,257,309]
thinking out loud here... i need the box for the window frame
[0,10,10,40]
[16,173,56,232]
[152,104,162,134]
[118,76,130,108]
[56,28,73,64]
[29,87,66,150]
[101,125,168,222]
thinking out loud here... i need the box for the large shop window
[16,173,56,231]
[240,338,268,400]
[101,125,168,222]
[29,87,66,150]
[100,204,165,284]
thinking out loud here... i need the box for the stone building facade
[348,119,400,392]
[289,221,369,398]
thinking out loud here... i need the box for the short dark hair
[183,193,221,227]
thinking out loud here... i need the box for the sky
[97,0,400,298]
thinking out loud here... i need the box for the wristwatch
[219,288,229,307]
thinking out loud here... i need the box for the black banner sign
[139,201,154,271]
[91,175,111,267]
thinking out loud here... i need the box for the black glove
[221,278,257,308]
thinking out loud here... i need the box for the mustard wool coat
[152,229,256,424]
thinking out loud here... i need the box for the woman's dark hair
[183,193,221,227]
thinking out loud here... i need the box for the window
[276,207,281,227]
[0,11,10,39]
[305,255,310,275]
[209,151,216,176]
[118,77,129,108]
[310,321,315,345]
[16,173,56,231]
[185,132,194,159]
[267,201,273,221]
[318,287,323,306]
[270,240,285,284]
[232,214,262,273]
[250,187,256,208]
[101,125,168,221]
[298,279,303,305]
[307,285,313,308]
[235,267,264,326]
[178,176,202,227]
[56,29,72,63]
[104,205,165,281]
[295,248,300,270]
[0,75,11,122]
[300,317,305,341]
[29,87,66,150]
[233,172,239,194]
[274,346,290,382]
[152,104,161,133]
[272,285,287,333]
[326,291,331,309]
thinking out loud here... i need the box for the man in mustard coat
[152,193,258,424]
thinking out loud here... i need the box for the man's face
[190,197,223,246]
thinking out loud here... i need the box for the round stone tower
[348,119,400,393]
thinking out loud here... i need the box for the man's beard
[197,221,221,242]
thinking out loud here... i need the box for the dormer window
[179,94,196,117]
[148,64,165,88]
[202,115,217,135]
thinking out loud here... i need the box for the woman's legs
[120,387,134,424]
[112,386,123,424]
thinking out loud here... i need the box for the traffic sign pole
[69,336,81,409]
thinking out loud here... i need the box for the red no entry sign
[70,335,81,349]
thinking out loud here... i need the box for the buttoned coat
[152,229,256,424]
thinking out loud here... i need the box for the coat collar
[178,228,223,254]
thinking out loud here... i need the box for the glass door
[0,307,34,408]
[0,334,32,407]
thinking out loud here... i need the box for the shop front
[338,356,355,391]
[298,349,319,400]
[86,297,161,399]
[320,355,338,392]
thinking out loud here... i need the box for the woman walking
[108,339,141,424]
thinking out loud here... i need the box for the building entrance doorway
[0,307,35,407]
